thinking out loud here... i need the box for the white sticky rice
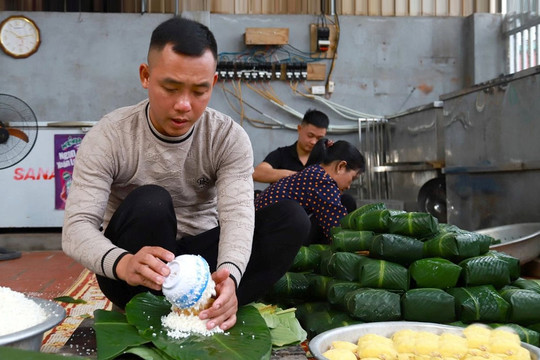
[161,309,224,339]
[161,277,224,339]
[0,286,47,336]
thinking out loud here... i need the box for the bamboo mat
[41,269,112,356]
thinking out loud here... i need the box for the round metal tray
[309,321,540,360]
[477,222,540,264]
[0,297,66,352]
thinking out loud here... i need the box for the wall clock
[0,15,41,58]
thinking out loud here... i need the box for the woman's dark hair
[306,138,365,172]
[149,17,218,61]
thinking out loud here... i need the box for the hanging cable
[325,12,339,96]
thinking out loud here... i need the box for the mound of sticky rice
[0,286,47,336]
[161,255,223,338]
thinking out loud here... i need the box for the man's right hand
[115,246,175,290]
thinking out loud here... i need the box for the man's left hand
[198,268,238,331]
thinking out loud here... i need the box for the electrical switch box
[317,26,330,52]
[310,24,338,59]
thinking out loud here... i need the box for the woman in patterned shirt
[255,138,365,245]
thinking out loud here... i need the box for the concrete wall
[0,11,502,191]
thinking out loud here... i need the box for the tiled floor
[0,250,84,300]
[0,230,84,300]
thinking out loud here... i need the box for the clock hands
[7,29,35,39]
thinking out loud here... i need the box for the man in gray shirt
[62,17,309,331]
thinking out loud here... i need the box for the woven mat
[41,269,112,354]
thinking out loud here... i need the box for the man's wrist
[229,274,238,288]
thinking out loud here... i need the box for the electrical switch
[317,26,330,52]
[274,63,282,79]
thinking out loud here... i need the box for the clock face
[0,16,41,58]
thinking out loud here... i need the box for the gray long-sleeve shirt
[62,99,254,285]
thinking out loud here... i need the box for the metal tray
[309,321,540,360]
[477,222,540,264]
[0,297,66,351]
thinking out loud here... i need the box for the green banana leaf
[388,212,439,238]
[409,257,462,289]
[438,224,498,245]
[458,255,511,289]
[306,273,334,300]
[318,248,336,276]
[446,285,510,323]
[498,288,540,325]
[353,209,391,232]
[485,250,521,281]
[328,251,366,281]
[123,346,172,360]
[358,257,409,291]
[423,231,492,261]
[308,243,333,254]
[330,226,344,236]
[94,309,150,360]
[270,272,310,299]
[401,288,455,323]
[290,246,320,272]
[295,301,332,323]
[339,202,386,229]
[369,233,424,265]
[345,288,401,322]
[512,278,540,294]
[116,292,272,360]
[309,244,333,273]
[489,323,540,346]
[437,223,463,233]
[331,230,375,252]
[528,323,540,337]
[299,308,362,338]
[250,303,307,347]
[326,279,363,310]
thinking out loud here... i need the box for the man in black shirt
[253,109,329,184]
[253,109,357,213]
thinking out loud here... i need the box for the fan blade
[7,128,29,143]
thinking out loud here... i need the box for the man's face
[139,44,218,137]
[297,123,327,153]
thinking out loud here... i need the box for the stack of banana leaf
[266,202,540,346]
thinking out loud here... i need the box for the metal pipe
[321,0,336,15]
[141,0,147,14]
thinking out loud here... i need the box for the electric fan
[0,94,38,170]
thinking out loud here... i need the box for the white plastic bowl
[0,297,66,352]
[309,321,540,360]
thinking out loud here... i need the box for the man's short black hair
[302,108,329,129]
[149,17,217,62]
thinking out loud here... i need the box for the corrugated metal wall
[1,0,501,16]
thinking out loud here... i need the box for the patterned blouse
[255,164,347,240]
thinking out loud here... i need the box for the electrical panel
[217,61,311,82]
